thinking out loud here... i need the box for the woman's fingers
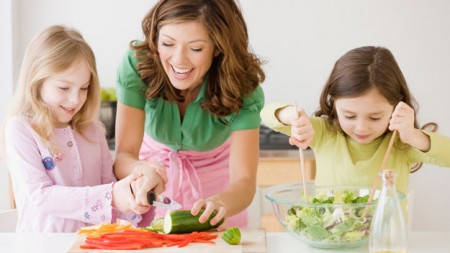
[210,205,226,226]
[216,219,228,231]
[191,199,205,216]
[154,164,168,185]
[129,160,168,208]
[191,199,226,226]
[113,172,151,214]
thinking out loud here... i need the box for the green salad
[285,190,375,244]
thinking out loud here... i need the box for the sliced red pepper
[80,230,218,250]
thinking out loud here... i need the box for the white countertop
[267,231,450,253]
[0,231,449,252]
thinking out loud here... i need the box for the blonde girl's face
[335,88,395,144]
[40,59,91,128]
[157,20,217,94]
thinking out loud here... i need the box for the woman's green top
[116,49,264,152]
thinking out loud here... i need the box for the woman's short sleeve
[116,48,147,109]
[231,86,265,131]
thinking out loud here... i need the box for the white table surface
[0,231,449,253]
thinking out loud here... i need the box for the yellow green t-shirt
[261,102,450,194]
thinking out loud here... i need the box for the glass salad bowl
[265,183,403,249]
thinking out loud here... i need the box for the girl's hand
[112,172,150,214]
[389,102,417,144]
[191,198,227,231]
[289,107,314,150]
[130,160,168,208]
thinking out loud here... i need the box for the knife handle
[147,191,156,205]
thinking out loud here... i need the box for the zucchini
[164,209,224,234]
[148,217,164,232]
[222,227,241,245]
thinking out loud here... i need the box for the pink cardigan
[4,116,140,232]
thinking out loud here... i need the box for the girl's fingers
[131,204,151,214]
[289,137,300,147]
[290,134,311,150]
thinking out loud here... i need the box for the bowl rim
[264,183,401,207]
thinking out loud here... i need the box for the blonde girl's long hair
[8,25,100,146]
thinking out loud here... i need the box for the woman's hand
[191,198,227,231]
[112,172,150,214]
[289,107,314,150]
[129,160,168,209]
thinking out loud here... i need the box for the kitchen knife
[147,191,182,210]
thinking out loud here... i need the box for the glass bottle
[369,169,408,253]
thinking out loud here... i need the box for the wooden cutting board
[67,229,266,253]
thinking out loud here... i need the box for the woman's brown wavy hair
[314,46,419,131]
[132,0,265,116]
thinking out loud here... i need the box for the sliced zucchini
[148,217,164,232]
[222,227,241,245]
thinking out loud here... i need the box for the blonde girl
[3,25,165,232]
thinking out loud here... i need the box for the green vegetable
[285,190,375,244]
[221,227,241,245]
[146,217,164,232]
[164,210,224,234]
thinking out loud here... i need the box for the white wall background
[0,0,16,211]
[1,0,449,231]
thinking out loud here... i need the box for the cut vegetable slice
[221,227,241,245]
[148,217,164,232]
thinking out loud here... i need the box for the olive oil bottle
[369,169,408,253]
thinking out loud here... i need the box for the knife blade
[147,191,182,210]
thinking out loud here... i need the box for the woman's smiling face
[335,88,395,144]
[157,20,217,93]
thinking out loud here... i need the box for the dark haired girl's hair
[314,46,418,130]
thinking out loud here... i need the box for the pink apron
[138,134,248,228]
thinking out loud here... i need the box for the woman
[114,0,265,228]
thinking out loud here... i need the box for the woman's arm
[192,128,259,226]
[113,102,166,210]
[114,102,146,179]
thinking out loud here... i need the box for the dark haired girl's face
[335,88,394,144]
